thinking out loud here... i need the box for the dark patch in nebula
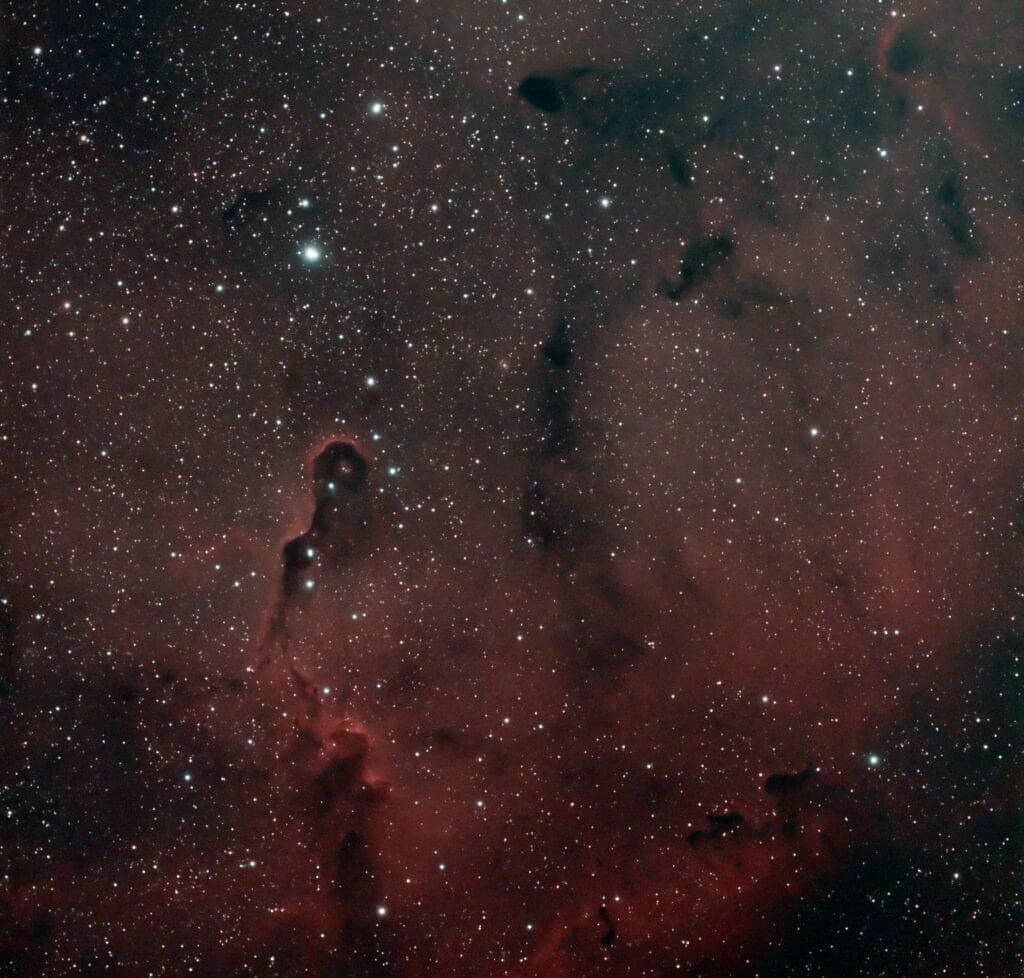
[662,235,735,300]
[517,75,563,113]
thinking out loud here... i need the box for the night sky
[2,1,1022,976]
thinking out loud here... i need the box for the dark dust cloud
[1,1,1022,976]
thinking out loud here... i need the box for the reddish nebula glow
[1,1,1021,976]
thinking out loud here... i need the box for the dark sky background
[2,1,1022,975]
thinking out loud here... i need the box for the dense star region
[1,1,1022,976]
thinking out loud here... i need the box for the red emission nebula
[1,0,1022,976]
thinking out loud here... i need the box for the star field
[1,1,1022,976]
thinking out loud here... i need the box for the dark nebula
[222,180,286,233]
[268,440,373,658]
[517,75,563,114]
[886,28,925,76]
[662,235,735,301]
[1,1,1022,976]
